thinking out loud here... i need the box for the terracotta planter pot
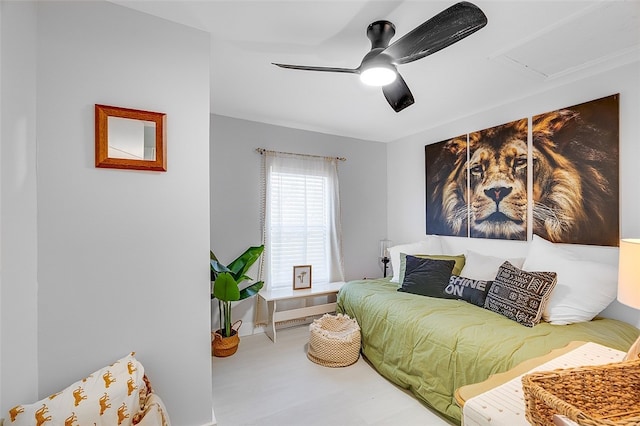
[212,320,242,357]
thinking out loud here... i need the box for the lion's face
[467,120,528,239]
[437,121,529,239]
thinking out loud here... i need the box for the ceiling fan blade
[382,1,487,65]
[382,73,414,113]
[272,63,358,74]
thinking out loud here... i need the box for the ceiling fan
[273,1,488,113]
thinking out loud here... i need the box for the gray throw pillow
[397,256,456,298]
[448,275,493,307]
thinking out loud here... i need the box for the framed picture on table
[293,265,312,290]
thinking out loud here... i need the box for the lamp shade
[618,238,640,309]
[360,66,397,86]
[359,53,397,87]
[380,239,392,258]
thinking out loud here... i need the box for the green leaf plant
[211,245,264,338]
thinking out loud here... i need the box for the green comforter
[336,279,640,424]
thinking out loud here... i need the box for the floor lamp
[618,238,640,361]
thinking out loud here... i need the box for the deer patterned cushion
[6,352,146,426]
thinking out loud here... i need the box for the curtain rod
[255,148,346,162]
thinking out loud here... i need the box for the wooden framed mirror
[95,104,167,171]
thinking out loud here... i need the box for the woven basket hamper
[522,358,640,426]
[307,313,361,367]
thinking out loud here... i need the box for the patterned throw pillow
[484,261,557,327]
[6,352,146,426]
[397,256,456,298]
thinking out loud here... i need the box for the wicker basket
[307,313,361,367]
[211,320,242,357]
[522,359,640,426]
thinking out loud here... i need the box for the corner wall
[210,115,387,334]
[0,0,39,413]
[387,61,640,327]
[36,2,212,424]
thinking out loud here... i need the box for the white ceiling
[110,0,640,142]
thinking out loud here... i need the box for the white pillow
[459,250,525,281]
[522,235,617,325]
[388,236,443,283]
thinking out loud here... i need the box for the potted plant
[210,245,264,357]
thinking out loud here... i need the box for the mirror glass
[107,116,157,161]
[95,104,166,171]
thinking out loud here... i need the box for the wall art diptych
[425,93,619,246]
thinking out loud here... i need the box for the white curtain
[261,151,345,290]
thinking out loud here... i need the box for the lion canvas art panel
[467,119,529,240]
[425,135,469,237]
[532,94,619,246]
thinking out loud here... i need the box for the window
[261,151,345,290]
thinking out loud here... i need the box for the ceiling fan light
[360,66,397,86]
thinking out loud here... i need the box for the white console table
[258,282,345,343]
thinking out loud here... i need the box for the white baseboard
[252,324,266,334]
[253,316,319,334]
[200,408,217,426]
[276,317,314,328]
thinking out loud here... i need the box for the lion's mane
[532,110,618,246]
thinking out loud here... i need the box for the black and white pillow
[447,275,493,307]
[483,261,557,327]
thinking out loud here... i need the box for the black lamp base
[381,256,390,278]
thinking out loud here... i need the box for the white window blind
[262,151,345,290]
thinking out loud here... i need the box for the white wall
[210,115,387,334]
[387,61,640,327]
[0,0,39,414]
[35,2,212,425]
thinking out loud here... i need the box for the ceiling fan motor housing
[367,20,396,50]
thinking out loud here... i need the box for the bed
[336,278,639,424]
